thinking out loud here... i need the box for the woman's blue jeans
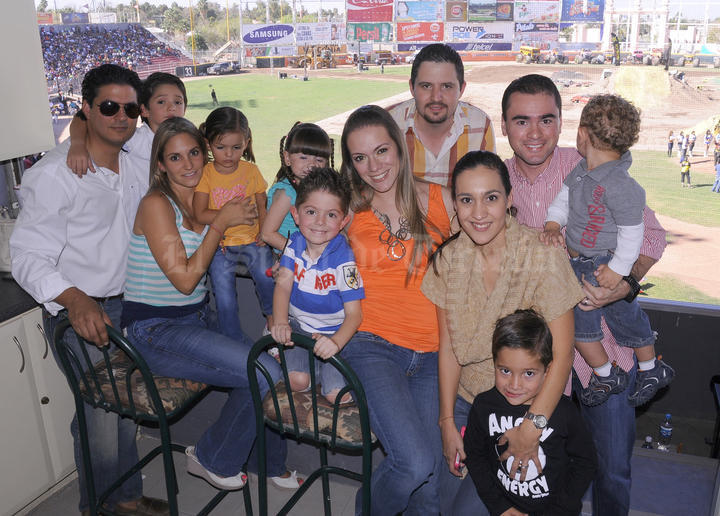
[342,331,443,516]
[125,307,287,477]
[208,243,275,341]
[440,396,491,515]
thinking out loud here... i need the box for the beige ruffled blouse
[422,218,584,404]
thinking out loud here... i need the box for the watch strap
[622,274,641,302]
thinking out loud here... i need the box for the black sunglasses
[97,100,141,119]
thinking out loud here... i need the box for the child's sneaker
[580,363,629,406]
[628,359,675,407]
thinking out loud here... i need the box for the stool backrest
[247,334,373,450]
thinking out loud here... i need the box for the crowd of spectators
[39,24,183,93]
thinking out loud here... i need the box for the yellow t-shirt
[195,161,267,246]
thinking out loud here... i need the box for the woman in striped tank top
[121,118,296,491]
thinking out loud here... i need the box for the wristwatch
[622,274,641,303]
[524,411,548,430]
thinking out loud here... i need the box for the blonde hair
[340,105,435,279]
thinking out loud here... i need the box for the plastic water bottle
[657,414,673,451]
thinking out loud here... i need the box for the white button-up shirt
[10,139,148,315]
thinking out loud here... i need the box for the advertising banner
[61,12,89,24]
[513,23,559,49]
[468,0,497,21]
[514,22,558,32]
[245,46,295,56]
[243,24,295,45]
[514,2,561,23]
[347,22,393,41]
[446,1,468,22]
[295,22,346,43]
[447,42,513,50]
[561,0,604,22]
[89,12,117,23]
[36,13,54,24]
[397,43,429,51]
[396,22,444,42]
[396,1,443,22]
[446,21,514,42]
[346,0,394,22]
[495,2,513,20]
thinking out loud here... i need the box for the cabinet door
[23,308,76,481]
[0,316,53,515]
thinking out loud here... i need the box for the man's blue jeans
[208,243,275,341]
[125,306,287,477]
[342,331,443,516]
[573,365,636,515]
[44,297,142,512]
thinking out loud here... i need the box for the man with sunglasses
[11,64,168,515]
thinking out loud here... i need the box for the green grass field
[183,73,407,180]
[630,150,720,227]
[643,275,720,305]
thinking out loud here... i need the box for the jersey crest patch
[343,265,360,290]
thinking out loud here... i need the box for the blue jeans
[712,177,720,192]
[440,396,492,515]
[284,318,346,397]
[44,297,142,512]
[573,365,636,515]
[209,243,275,340]
[125,306,287,477]
[342,332,443,516]
[571,254,655,348]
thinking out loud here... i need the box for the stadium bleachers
[39,23,192,93]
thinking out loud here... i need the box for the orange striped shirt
[388,99,495,187]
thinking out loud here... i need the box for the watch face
[534,415,548,429]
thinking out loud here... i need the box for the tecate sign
[244,24,294,44]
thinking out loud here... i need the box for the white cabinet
[0,308,75,516]
[23,308,75,481]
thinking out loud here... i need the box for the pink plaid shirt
[506,147,667,388]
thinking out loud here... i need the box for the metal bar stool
[54,320,253,516]
[248,334,376,515]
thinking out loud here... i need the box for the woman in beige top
[422,151,583,514]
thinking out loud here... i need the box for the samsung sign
[243,24,295,44]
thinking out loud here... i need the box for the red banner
[36,12,54,24]
[346,0,394,22]
[396,22,444,42]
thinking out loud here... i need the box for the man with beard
[388,43,495,186]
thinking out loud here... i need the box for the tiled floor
[26,434,361,516]
[25,429,719,516]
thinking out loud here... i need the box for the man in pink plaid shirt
[501,74,667,515]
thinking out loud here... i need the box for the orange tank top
[347,183,450,352]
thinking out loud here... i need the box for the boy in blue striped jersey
[271,167,364,404]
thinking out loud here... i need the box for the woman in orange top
[339,105,454,515]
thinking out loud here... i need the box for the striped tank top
[124,196,208,306]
